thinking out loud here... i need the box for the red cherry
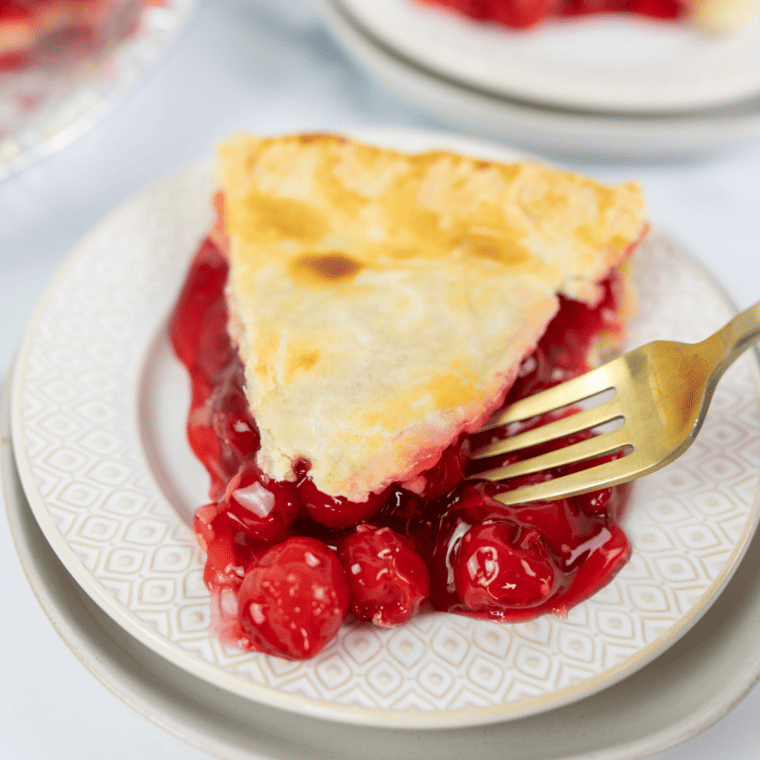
[0,2,36,22]
[454,522,560,611]
[297,468,388,528]
[187,360,261,500]
[416,435,470,501]
[552,524,631,616]
[338,524,430,627]
[0,51,30,70]
[195,509,265,591]
[223,464,304,545]
[419,483,508,613]
[450,481,514,523]
[561,0,626,15]
[553,439,628,521]
[238,537,349,659]
[210,363,260,462]
[628,0,683,18]
[450,0,491,19]
[372,488,425,542]
[490,0,556,28]
[193,502,219,553]
[500,498,581,564]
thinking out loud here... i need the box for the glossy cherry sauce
[170,236,631,659]
[416,0,684,30]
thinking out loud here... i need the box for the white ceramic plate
[10,129,760,729]
[337,0,760,113]
[7,297,760,760]
[0,0,196,181]
[318,0,760,160]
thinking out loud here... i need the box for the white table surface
[2,0,760,757]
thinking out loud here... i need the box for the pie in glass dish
[170,133,649,660]
[0,0,148,71]
[413,0,759,31]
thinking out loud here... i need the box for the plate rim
[9,128,760,729]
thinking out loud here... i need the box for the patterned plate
[336,0,760,113]
[10,130,760,728]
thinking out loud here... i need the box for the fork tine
[474,425,631,483]
[472,398,623,461]
[480,358,627,432]
[490,449,656,505]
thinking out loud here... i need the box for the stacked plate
[6,128,760,759]
[317,0,760,158]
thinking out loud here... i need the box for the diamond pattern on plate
[11,163,760,726]
[430,627,470,667]
[627,584,670,613]
[387,630,426,669]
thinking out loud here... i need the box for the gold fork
[469,300,760,506]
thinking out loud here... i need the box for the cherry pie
[414,0,758,31]
[171,133,648,660]
[0,0,150,71]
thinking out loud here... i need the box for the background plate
[10,129,760,728]
[337,0,760,113]
[318,0,760,160]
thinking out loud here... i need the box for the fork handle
[702,299,760,380]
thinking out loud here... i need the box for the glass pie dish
[0,0,195,179]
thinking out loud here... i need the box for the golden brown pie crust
[216,133,647,501]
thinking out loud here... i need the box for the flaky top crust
[216,133,647,501]
[687,0,759,32]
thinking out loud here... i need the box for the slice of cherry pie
[414,0,758,31]
[171,133,648,660]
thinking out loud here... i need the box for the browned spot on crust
[285,349,321,382]
[234,193,329,242]
[289,253,363,285]
[297,133,348,146]
[458,232,533,268]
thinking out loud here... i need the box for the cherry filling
[338,523,431,627]
[237,537,350,659]
[415,0,684,29]
[170,235,632,659]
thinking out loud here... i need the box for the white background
[2,0,760,757]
